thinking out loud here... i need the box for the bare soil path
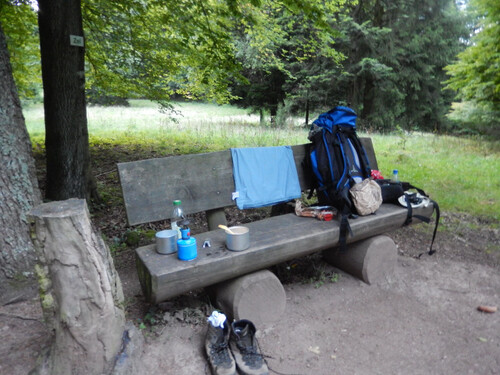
[1,214,499,375]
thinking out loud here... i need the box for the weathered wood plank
[360,137,379,170]
[136,203,434,303]
[118,138,378,226]
[118,151,235,225]
[290,144,314,191]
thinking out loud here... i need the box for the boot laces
[210,342,232,366]
[237,342,263,367]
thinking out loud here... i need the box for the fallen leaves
[477,305,497,313]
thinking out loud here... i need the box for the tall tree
[0,0,41,100]
[38,0,96,201]
[392,0,466,131]
[0,21,41,304]
[230,1,345,123]
[330,0,467,132]
[445,0,500,136]
[230,0,467,131]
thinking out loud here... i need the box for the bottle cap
[393,169,398,174]
[173,200,182,205]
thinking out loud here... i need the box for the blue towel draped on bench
[231,146,301,209]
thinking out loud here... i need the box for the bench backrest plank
[118,138,378,226]
[118,150,235,225]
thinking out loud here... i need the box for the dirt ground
[1,211,499,375]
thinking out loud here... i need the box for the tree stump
[29,199,125,375]
[322,235,397,285]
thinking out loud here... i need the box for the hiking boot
[230,319,269,375]
[205,322,237,375]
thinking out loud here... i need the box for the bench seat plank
[137,203,434,303]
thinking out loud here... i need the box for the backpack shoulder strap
[347,131,372,178]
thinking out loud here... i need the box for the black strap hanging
[422,199,439,256]
[402,192,440,256]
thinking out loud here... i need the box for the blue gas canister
[177,227,197,261]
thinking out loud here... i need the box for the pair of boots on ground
[205,311,268,375]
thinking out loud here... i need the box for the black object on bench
[117,140,434,312]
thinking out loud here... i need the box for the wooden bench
[117,139,434,324]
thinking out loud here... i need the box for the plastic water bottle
[171,200,183,239]
[392,169,400,183]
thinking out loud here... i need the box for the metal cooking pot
[225,226,250,251]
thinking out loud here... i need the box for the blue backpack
[308,106,372,250]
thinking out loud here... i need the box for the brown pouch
[350,178,383,216]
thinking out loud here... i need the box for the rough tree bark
[0,22,42,305]
[361,77,375,121]
[29,199,125,375]
[38,0,97,201]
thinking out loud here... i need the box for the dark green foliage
[0,1,41,100]
[445,0,500,137]
[86,87,129,107]
[230,2,344,125]
[332,0,468,132]
[232,0,468,132]
[231,67,287,119]
[3,0,475,134]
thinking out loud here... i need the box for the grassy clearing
[26,100,307,153]
[24,101,499,222]
[371,133,499,221]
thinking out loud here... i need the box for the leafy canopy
[445,0,500,110]
[0,0,41,99]
[444,0,499,135]
[3,0,350,105]
[82,0,349,106]
[337,0,467,131]
[230,0,346,118]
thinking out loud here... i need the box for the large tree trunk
[29,199,126,375]
[38,0,97,201]
[361,77,375,121]
[0,22,42,305]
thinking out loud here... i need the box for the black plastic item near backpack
[308,106,372,252]
[376,179,440,256]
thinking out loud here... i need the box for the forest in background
[2,0,498,137]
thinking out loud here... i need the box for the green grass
[23,101,500,221]
[26,100,307,152]
[370,133,499,221]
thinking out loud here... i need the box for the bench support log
[29,199,126,375]
[206,208,227,230]
[209,270,286,327]
[205,208,286,326]
[322,235,397,285]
